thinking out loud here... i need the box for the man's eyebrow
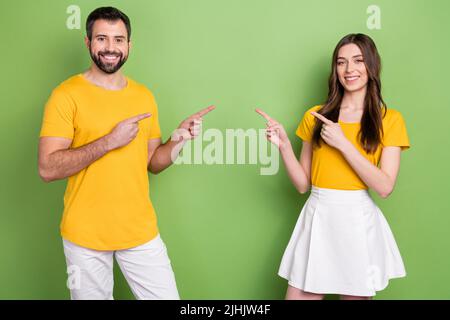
[94,34,127,38]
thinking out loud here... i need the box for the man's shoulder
[127,77,155,97]
[52,74,84,95]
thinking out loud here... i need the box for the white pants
[62,234,180,300]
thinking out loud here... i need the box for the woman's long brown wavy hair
[312,33,387,154]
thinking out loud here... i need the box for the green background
[0,0,449,299]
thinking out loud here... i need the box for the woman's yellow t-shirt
[40,74,162,250]
[296,105,410,190]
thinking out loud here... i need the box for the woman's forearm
[339,142,394,198]
[279,142,310,194]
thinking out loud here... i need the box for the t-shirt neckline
[78,73,130,92]
[338,120,360,125]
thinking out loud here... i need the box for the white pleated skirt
[278,186,406,297]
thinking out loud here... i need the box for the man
[38,6,215,300]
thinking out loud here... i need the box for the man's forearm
[148,138,186,174]
[41,135,112,182]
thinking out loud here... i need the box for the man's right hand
[106,113,152,150]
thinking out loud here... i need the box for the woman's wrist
[279,140,292,153]
[338,139,355,155]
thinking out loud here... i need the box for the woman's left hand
[311,111,350,151]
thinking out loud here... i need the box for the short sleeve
[39,89,75,139]
[147,91,162,140]
[295,106,321,142]
[382,110,410,151]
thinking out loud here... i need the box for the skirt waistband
[310,186,372,205]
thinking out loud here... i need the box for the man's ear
[128,40,132,50]
[84,36,90,49]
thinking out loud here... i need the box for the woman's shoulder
[306,105,323,114]
[382,107,406,124]
[301,105,323,121]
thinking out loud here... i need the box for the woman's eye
[355,59,364,63]
[337,61,345,65]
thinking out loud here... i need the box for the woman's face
[336,43,368,93]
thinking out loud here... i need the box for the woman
[256,33,410,300]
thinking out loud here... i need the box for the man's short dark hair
[86,7,131,41]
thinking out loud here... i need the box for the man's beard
[89,46,128,74]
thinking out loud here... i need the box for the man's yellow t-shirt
[296,105,410,190]
[40,74,162,250]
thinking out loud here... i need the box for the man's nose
[106,39,114,52]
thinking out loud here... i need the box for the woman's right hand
[255,108,290,150]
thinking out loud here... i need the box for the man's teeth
[102,55,119,60]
